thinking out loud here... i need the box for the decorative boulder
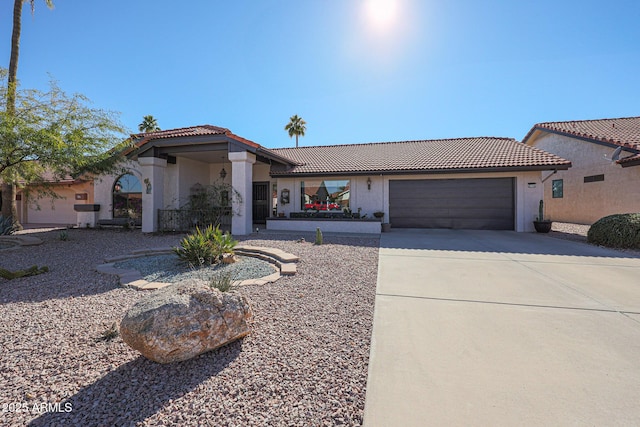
[120,279,253,364]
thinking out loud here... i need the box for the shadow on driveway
[380,229,639,259]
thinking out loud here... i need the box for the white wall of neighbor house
[530,133,640,224]
[271,172,542,232]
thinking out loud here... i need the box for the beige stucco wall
[528,133,640,224]
[176,157,210,208]
[21,181,93,225]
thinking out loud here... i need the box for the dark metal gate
[252,182,270,224]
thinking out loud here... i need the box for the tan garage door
[26,188,77,225]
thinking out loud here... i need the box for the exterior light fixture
[114,181,122,192]
[367,177,372,190]
[220,156,227,180]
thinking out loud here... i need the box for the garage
[24,187,78,225]
[389,178,515,230]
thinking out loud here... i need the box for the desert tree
[0,70,129,225]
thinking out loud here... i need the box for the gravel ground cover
[548,222,590,242]
[0,228,379,426]
[114,254,276,283]
[549,221,640,256]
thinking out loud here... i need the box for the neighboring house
[85,125,569,235]
[523,117,640,224]
[12,176,94,226]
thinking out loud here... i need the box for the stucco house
[523,116,640,224]
[9,175,94,226]
[83,125,570,235]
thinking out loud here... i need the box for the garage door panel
[389,178,514,230]
[395,198,513,210]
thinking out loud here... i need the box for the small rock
[222,254,238,264]
[119,279,253,363]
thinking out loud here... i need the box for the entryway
[252,182,270,224]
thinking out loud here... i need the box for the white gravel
[0,228,379,426]
[548,221,591,242]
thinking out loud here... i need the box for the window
[552,179,563,198]
[584,174,604,183]
[301,179,350,211]
[113,173,142,219]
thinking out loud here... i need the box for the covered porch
[128,126,295,235]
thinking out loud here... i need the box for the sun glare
[365,0,399,32]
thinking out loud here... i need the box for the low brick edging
[96,246,298,291]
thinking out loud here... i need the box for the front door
[252,182,270,224]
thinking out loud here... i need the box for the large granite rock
[120,279,253,364]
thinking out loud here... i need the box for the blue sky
[1,0,638,148]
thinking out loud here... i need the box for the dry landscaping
[0,228,379,426]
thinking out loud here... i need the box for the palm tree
[138,115,161,133]
[284,115,307,148]
[2,0,54,223]
[7,0,54,115]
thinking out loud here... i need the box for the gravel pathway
[0,228,379,426]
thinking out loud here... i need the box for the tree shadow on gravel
[0,270,124,305]
[29,341,242,426]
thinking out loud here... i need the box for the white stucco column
[139,157,167,233]
[229,151,256,235]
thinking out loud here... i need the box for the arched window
[113,174,142,220]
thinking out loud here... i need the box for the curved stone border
[0,235,44,251]
[96,246,298,291]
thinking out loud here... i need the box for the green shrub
[587,213,640,249]
[95,322,119,342]
[315,227,323,245]
[0,215,17,235]
[173,225,237,267]
[0,265,49,280]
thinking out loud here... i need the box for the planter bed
[267,217,381,234]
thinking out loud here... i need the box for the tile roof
[524,116,640,152]
[269,137,570,176]
[618,153,640,167]
[129,125,299,166]
[132,125,261,150]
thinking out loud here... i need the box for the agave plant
[0,215,17,236]
[173,225,237,267]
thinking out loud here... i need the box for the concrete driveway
[364,229,640,426]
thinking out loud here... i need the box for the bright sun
[364,0,399,32]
